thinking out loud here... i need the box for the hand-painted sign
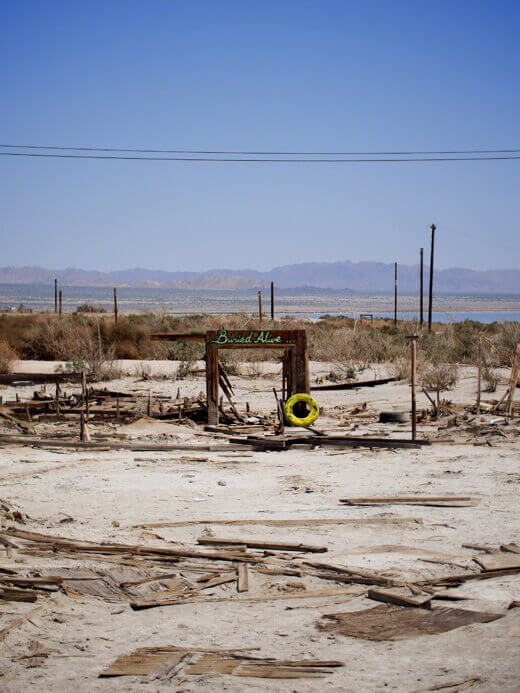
[210,329,295,346]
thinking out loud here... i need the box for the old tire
[285,393,320,427]
[379,411,409,424]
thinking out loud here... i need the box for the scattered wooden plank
[130,587,360,610]
[0,435,250,452]
[367,588,432,609]
[500,542,520,554]
[197,537,327,553]
[135,517,422,529]
[474,554,520,571]
[2,527,261,564]
[237,564,249,593]
[100,644,344,679]
[311,377,401,391]
[339,496,480,508]
[412,676,481,692]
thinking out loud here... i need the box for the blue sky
[1,0,519,272]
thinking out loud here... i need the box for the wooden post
[394,262,397,328]
[55,381,60,415]
[270,282,274,320]
[113,287,118,324]
[59,290,63,317]
[54,278,58,313]
[419,248,424,327]
[258,290,263,323]
[205,336,219,425]
[428,224,436,332]
[506,343,520,417]
[476,338,482,414]
[410,334,418,440]
[81,369,86,407]
[147,389,151,417]
[80,410,85,441]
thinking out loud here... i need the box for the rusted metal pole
[476,337,482,414]
[113,287,118,324]
[270,282,274,320]
[410,334,417,440]
[419,248,424,327]
[54,278,58,313]
[59,290,63,317]
[428,224,436,331]
[394,262,397,328]
[258,290,263,323]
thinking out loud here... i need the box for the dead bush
[0,339,17,373]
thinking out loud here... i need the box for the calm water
[0,283,519,324]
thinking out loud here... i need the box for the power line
[1,143,520,156]
[1,151,520,163]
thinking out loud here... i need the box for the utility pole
[54,278,58,313]
[428,224,436,332]
[113,287,118,324]
[409,334,418,440]
[394,262,398,328]
[258,290,263,323]
[270,282,274,320]
[59,290,63,317]
[419,248,424,327]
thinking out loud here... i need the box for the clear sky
[1,0,519,272]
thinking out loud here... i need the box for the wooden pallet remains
[99,645,344,679]
[317,604,502,641]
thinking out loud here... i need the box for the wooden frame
[152,329,309,424]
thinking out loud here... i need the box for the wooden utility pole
[428,224,436,331]
[394,262,398,328]
[113,287,118,324]
[54,279,58,313]
[410,334,418,440]
[258,290,263,323]
[270,282,274,320]
[419,248,424,327]
[59,290,63,317]
[476,338,482,414]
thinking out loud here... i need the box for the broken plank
[367,587,432,608]
[237,564,249,593]
[135,517,421,529]
[474,554,520,571]
[197,537,327,553]
[339,496,480,507]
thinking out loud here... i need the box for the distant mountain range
[1,262,519,294]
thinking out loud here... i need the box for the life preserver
[284,393,320,427]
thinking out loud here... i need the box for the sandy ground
[0,360,519,691]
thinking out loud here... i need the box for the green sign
[210,329,295,346]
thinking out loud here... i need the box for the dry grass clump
[0,339,18,373]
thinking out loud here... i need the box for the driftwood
[311,376,401,391]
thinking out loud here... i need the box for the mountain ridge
[1,262,520,294]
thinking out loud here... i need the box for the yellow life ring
[284,393,320,427]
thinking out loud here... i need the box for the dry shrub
[483,364,499,392]
[389,355,410,381]
[0,339,17,373]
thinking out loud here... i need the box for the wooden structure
[152,329,309,424]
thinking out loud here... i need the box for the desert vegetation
[0,312,518,381]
